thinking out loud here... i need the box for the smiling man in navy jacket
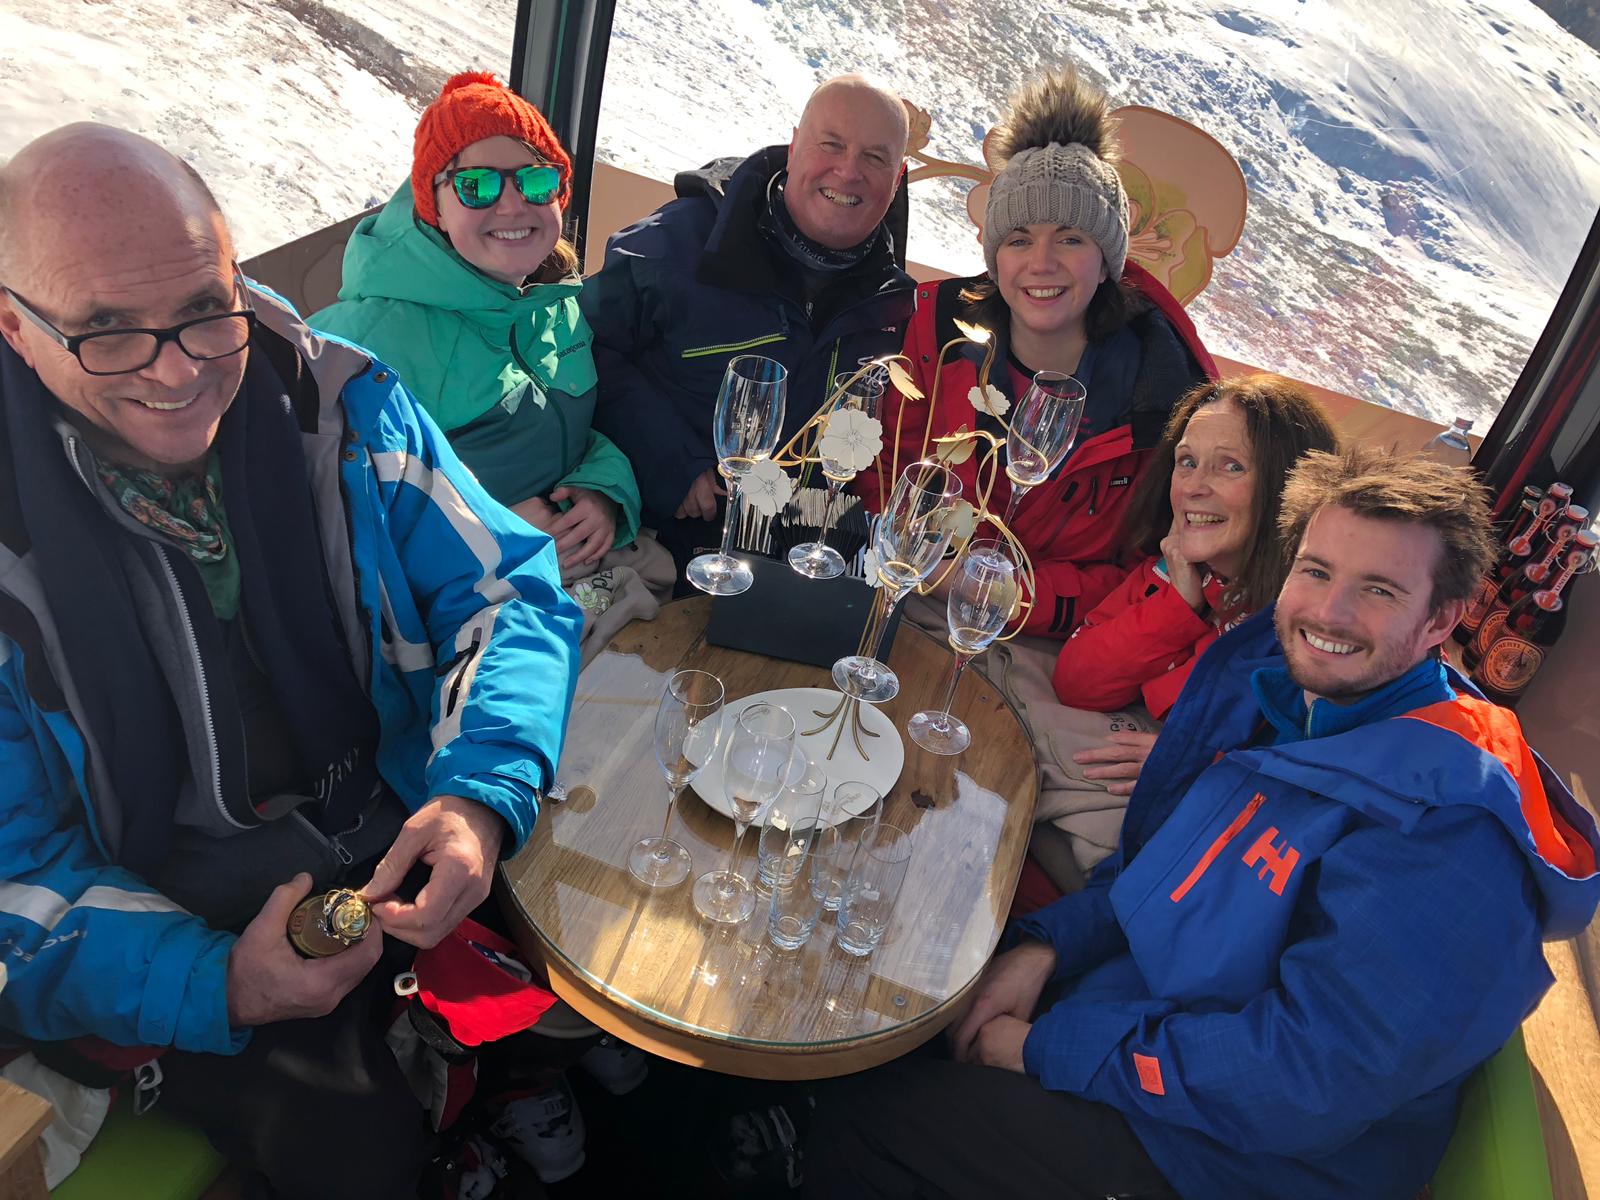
[581,74,915,580]
[806,448,1600,1200]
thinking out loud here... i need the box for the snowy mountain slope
[3,0,1598,427]
[0,0,423,259]
[632,0,1600,423]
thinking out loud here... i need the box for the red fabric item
[412,918,559,1047]
[1052,557,1246,719]
[411,72,573,228]
[865,270,1216,639]
[1008,856,1065,920]
[57,1037,165,1073]
[439,1059,479,1131]
[1133,1052,1167,1096]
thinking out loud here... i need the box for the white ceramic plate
[690,687,904,827]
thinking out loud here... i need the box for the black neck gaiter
[762,170,879,273]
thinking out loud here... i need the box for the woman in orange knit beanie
[316,72,644,587]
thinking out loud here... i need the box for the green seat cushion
[52,1101,223,1200]
[1429,1029,1553,1200]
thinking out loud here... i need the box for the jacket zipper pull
[1088,476,1100,515]
[329,809,367,867]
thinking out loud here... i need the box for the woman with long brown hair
[1057,373,1341,719]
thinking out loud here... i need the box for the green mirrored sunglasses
[438,164,562,209]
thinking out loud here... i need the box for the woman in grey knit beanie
[974,66,1134,373]
[872,64,1209,637]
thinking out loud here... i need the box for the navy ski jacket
[582,145,915,524]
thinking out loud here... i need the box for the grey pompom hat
[982,141,1129,284]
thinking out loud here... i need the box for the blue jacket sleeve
[0,659,243,1053]
[1022,807,1553,1157]
[1011,858,1128,981]
[580,228,716,519]
[369,381,583,855]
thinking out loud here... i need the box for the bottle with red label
[1474,530,1596,705]
[1463,503,1588,670]
[1454,484,1547,644]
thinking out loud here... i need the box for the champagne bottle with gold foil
[1474,530,1596,706]
[287,888,372,958]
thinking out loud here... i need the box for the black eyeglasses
[1,275,256,377]
[434,164,563,210]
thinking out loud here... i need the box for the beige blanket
[563,535,675,667]
[901,595,1158,890]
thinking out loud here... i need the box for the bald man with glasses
[0,124,581,1198]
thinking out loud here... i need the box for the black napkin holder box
[705,554,903,670]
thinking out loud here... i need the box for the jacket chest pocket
[1115,779,1320,1004]
[1044,453,1141,558]
[668,334,792,412]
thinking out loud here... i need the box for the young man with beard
[804,447,1600,1200]
[581,74,915,579]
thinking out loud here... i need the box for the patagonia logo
[1242,827,1301,895]
[1109,474,1132,488]
[555,340,589,359]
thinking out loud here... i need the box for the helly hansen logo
[1242,827,1300,895]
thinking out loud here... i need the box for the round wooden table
[499,596,1038,1080]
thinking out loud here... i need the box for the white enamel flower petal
[968,384,1010,418]
[944,499,977,540]
[862,545,886,589]
[819,409,884,473]
[742,457,794,518]
[932,431,976,466]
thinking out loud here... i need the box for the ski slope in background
[3,0,1598,426]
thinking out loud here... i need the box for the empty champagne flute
[1002,371,1086,527]
[832,461,962,703]
[628,669,726,887]
[908,538,1020,755]
[836,823,914,956]
[789,371,886,580]
[687,355,788,596]
[693,703,797,924]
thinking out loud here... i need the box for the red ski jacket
[866,264,1215,637]
[1053,557,1249,718]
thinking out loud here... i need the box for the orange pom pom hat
[411,71,573,228]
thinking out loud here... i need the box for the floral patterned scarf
[96,460,229,564]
